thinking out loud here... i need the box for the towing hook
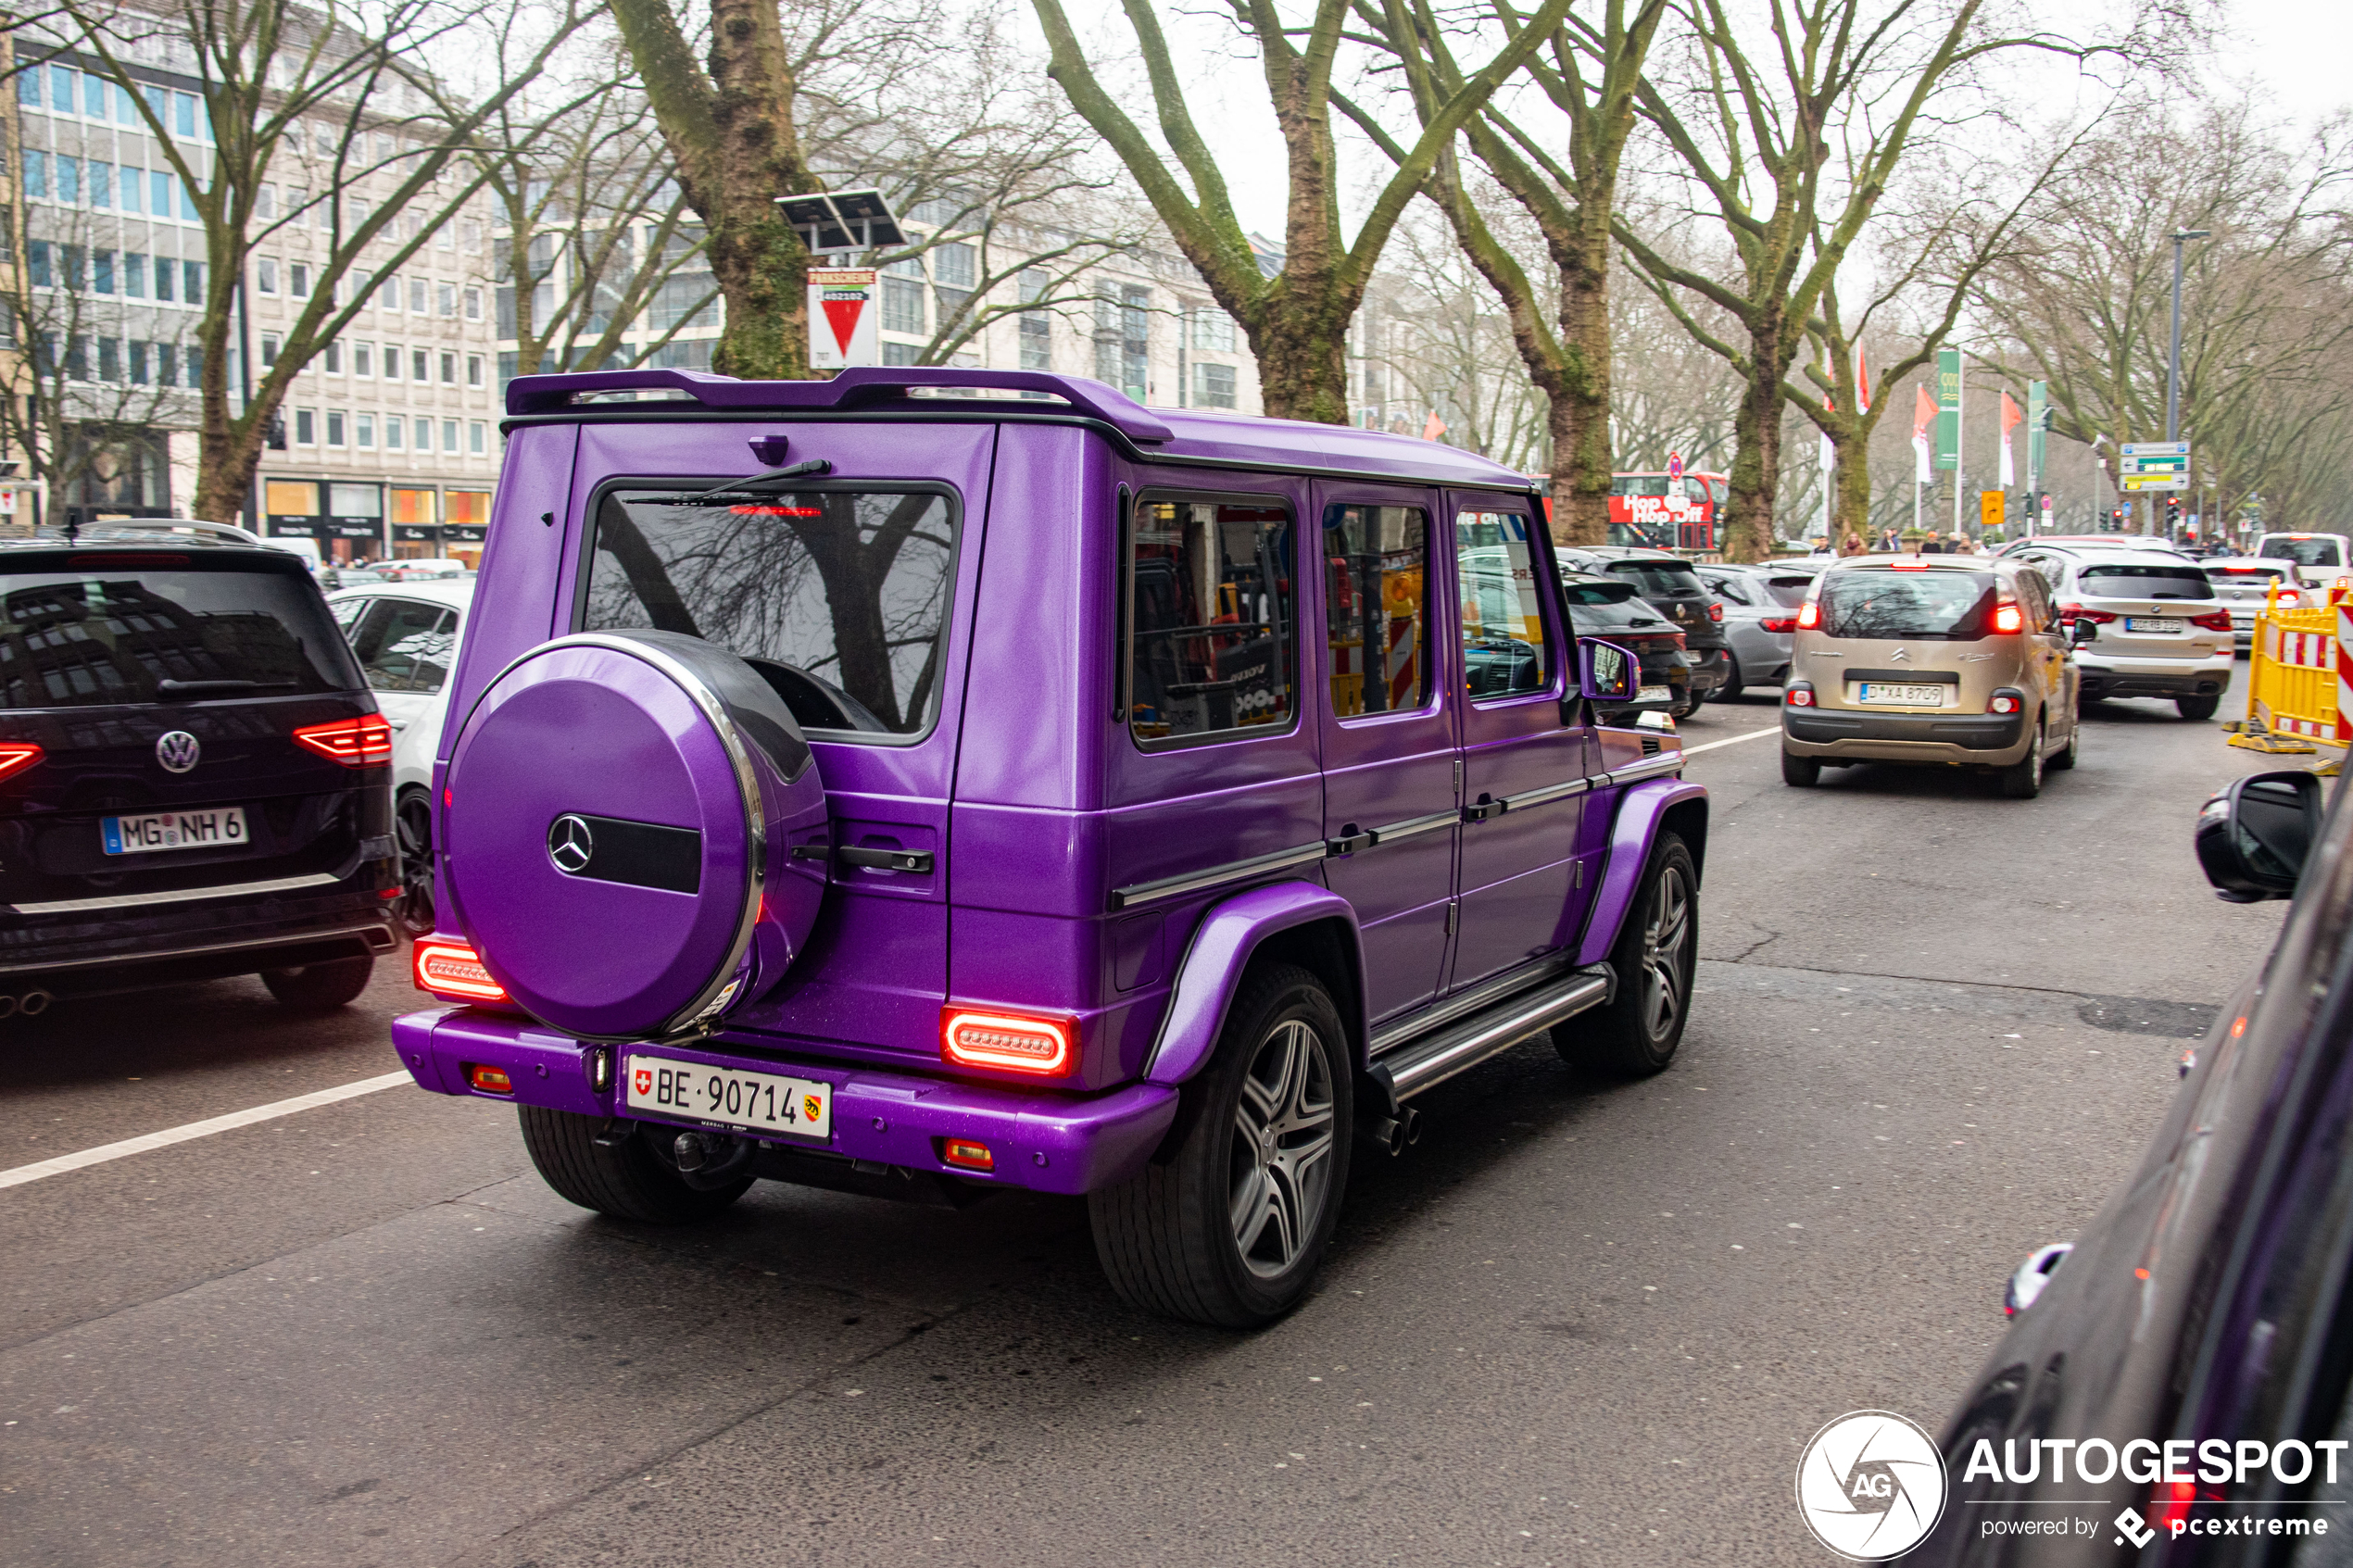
[673,1130,758,1189]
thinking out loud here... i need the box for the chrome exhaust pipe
[18,989,49,1017]
[1358,1114,1413,1158]
[1402,1107,1423,1147]
[0,995,19,1020]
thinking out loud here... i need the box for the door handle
[1325,829,1374,856]
[789,844,935,873]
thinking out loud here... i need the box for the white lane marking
[1678,724,1782,757]
[0,1070,413,1192]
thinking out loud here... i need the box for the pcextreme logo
[1796,1411,1949,1561]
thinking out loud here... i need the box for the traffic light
[2110,507,2125,531]
[2165,495,2183,533]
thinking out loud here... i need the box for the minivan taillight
[1796,600,1821,630]
[1992,604,2025,633]
[294,714,395,767]
[0,742,43,783]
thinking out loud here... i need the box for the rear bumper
[2075,657,2233,699]
[1782,708,2029,765]
[0,875,396,987]
[394,1008,1180,1198]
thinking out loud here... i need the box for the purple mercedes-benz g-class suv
[392,366,1705,1326]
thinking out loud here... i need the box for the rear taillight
[1759,615,1797,633]
[939,1137,995,1172]
[1796,600,1821,630]
[1992,604,2025,633]
[2190,609,2233,632]
[0,742,43,783]
[415,937,510,1003]
[294,714,395,767]
[1990,695,2020,714]
[465,1062,515,1095]
[2058,604,2116,623]
[941,1008,1075,1075]
[1707,602,1724,622]
[1786,684,1816,707]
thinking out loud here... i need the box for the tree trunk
[1246,280,1352,424]
[1725,352,1789,562]
[1549,216,1614,546]
[1831,425,1873,544]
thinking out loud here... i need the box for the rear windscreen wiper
[157,678,298,697]
[648,459,834,507]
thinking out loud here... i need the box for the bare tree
[1029,0,1569,423]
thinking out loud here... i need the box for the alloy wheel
[1642,866,1692,1041]
[395,795,437,938]
[1228,1019,1337,1280]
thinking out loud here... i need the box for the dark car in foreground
[1917,767,2353,1562]
[0,530,397,1013]
[1559,546,1730,715]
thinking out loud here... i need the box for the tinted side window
[584,486,955,736]
[351,599,455,694]
[1456,510,1552,699]
[1324,503,1429,717]
[1127,497,1296,746]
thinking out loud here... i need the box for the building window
[463,287,480,320]
[94,250,115,294]
[466,355,483,387]
[124,254,145,297]
[258,182,276,220]
[1121,285,1151,402]
[60,245,85,290]
[411,348,428,382]
[260,332,280,367]
[290,262,309,297]
[295,408,317,445]
[128,341,148,383]
[409,279,426,313]
[382,344,400,381]
[439,351,455,383]
[381,274,399,308]
[28,242,48,288]
[469,421,485,454]
[56,156,79,205]
[881,277,925,335]
[355,343,372,377]
[1192,308,1237,351]
[1195,361,1237,409]
[257,257,279,295]
[414,418,433,453]
[648,338,711,370]
[326,411,346,446]
[183,259,205,304]
[385,415,403,450]
[324,341,342,373]
[883,341,921,367]
[1019,270,1051,371]
[22,150,45,200]
[438,282,455,317]
[120,171,141,216]
[89,162,111,208]
[443,420,459,452]
[357,413,374,448]
[96,338,120,382]
[934,242,976,289]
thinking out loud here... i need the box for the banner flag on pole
[1934,348,1961,470]
[1999,392,2022,488]
[1913,382,1936,483]
[1856,346,1871,414]
[1422,411,1446,442]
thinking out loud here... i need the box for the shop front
[389,487,491,568]
[265,481,385,562]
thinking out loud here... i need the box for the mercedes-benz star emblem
[547,813,596,875]
[155,731,201,773]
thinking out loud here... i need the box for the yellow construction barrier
[2230,583,2349,759]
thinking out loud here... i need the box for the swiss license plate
[1855,683,1948,707]
[2126,617,2184,633]
[101,806,248,855]
[624,1055,834,1143]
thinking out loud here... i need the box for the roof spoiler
[504,366,1175,443]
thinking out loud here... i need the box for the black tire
[2177,693,2221,721]
[1672,693,1701,719]
[1782,747,1821,786]
[1999,718,2045,798]
[1555,833,1696,1078]
[518,1106,752,1223]
[1089,963,1352,1328]
[393,790,437,939]
[1708,655,1744,703]
[2048,708,2080,770]
[260,954,373,1010]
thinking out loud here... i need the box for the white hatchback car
[2006,546,2232,719]
[326,579,472,936]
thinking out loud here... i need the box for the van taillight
[941,1008,1075,1074]
[415,938,510,1003]
[1796,600,1820,630]
[0,742,43,783]
[294,714,395,767]
[1992,604,2025,633]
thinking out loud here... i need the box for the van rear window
[0,564,356,708]
[1818,570,1997,641]
[584,487,955,736]
[2263,537,2343,568]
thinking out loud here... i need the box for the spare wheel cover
[443,631,828,1038]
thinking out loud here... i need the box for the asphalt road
[0,692,2300,1567]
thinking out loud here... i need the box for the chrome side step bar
[1368,965,1614,1108]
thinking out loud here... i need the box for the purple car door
[1449,500,1592,988]
[1315,488,1455,1022]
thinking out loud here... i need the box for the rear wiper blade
[157,678,297,697]
[649,459,834,507]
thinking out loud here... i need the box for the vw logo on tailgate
[547,814,596,875]
[155,731,201,773]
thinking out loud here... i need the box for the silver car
[1698,561,1821,700]
[2198,557,2308,650]
[2006,545,2233,719]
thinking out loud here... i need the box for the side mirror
[2196,771,2323,902]
[1579,638,1641,702]
[2069,618,2096,647]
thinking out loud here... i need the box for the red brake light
[940,1137,995,1172]
[2058,604,2116,623]
[1786,686,1815,707]
[1992,604,2025,633]
[294,714,395,767]
[465,1062,515,1095]
[1890,558,1930,571]
[0,742,43,783]
[942,1008,1075,1075]
[1707,602,1724,622]
[415,938,510,1003]
[1795,600,1821,630]
[2190,609,2233,632]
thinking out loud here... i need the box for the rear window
[0,559,357,709]
[1761,575,1814,608]
[584,485,956,736]
[1607,559,1704,597]
[2263,537,2344,568]
[1559,577,1639,607]
[1818,569,1998,641]
[2076,564,2213,601]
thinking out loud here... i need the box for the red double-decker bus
[1608,471,1728,552]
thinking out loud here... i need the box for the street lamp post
[2166,228,2210,495]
